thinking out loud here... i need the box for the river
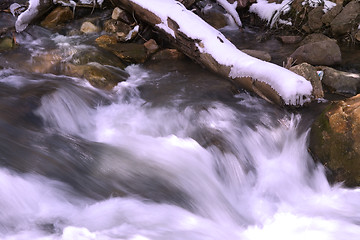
[0,24,360,240]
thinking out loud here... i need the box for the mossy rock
[309,95,360,187]
[0,37,14,51]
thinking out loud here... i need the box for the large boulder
[310,94,360,187]
[290,39,341,66]
[330,1,360,36]
[316,66,360,95]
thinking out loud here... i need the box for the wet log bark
[111,0,284,105]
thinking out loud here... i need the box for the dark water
[0,20,360,239]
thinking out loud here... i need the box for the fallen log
[111,0,313,106]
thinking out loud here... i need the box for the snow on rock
[249,0,292,27]
[132,0,312,105]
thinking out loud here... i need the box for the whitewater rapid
[0,63,360,240]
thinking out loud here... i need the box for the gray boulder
[290,39,341,66]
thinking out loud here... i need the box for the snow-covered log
[113,0,313,106]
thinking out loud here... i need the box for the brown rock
[40,6,73,29]
[310,94,360,187]
[330,1,360,36]
[308,6,324,32]
[80,21,100,34]
[290,39,341,66]
[321,4,342,26]
[144,39,159,55]
[290,63,324,99]
[95,35,118,48]
[241,49,271,62]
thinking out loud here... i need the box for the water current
[0,25,360,240]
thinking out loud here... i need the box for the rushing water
[0,24,360,240]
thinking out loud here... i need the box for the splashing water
[0,62,360,240]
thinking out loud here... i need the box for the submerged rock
[310,94,360,187]
[96,35,148,64]
[64,63,127,90]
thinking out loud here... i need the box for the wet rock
[290,39,341,66]
[241,49,271,62]
[40,6,73,29]
[103,19,131,34]
[321,4,342,26]
[290,63,324,99]
[96,35,147,64]
[64,63,127,90]
[330,1,360,36]
[0,37,14,51]
[95,34,117,47]
[144,39,159,55]
[150,49,186,61]
[80,21,101,34]
[277,35,303,44]
[71,49,126,69]
[316,66,360,95]
[308,6,324,32]
[310,94,360,187]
